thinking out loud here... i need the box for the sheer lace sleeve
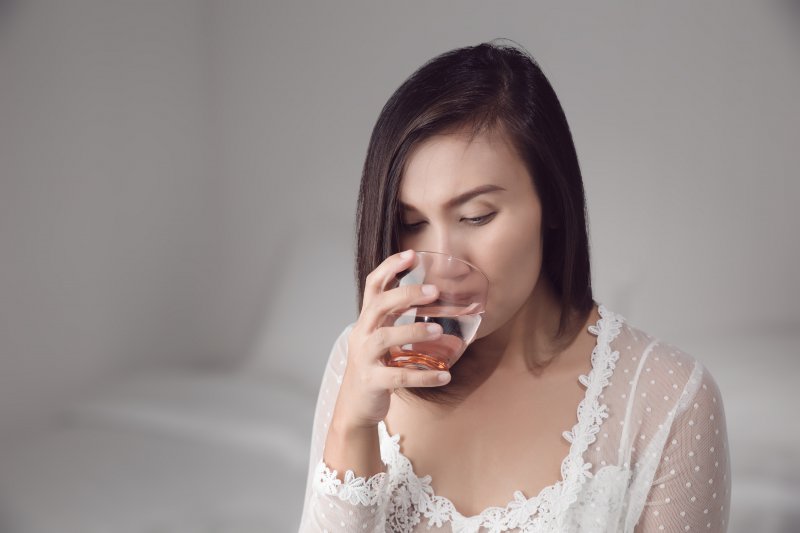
[633,360,731,532]
[297,322,392,533]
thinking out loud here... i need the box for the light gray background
[0,1,798,532]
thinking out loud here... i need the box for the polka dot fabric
[628,344,730,532]
[298,305,731,532]
[591,329,731,533]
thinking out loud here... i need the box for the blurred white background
[0,1,798,532]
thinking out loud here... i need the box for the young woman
[298,40,730,533]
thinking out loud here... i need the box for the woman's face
[397,126,545,338]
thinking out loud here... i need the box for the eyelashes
[463,213,496,225]
[399,212,497,233]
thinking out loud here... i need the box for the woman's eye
[400,221,425,233]
[462,212,496,225]
[400,213,496,232]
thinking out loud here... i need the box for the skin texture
[386,124,601,516]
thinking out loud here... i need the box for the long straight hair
[354,40,594,404]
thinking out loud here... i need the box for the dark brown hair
[354,39,594,403]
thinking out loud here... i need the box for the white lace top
[298,304,731,532]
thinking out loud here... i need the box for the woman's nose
[413,226,471,275]
[424,228,456,258]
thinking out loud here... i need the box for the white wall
[0,0,221,442]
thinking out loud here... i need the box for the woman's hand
[331,249,450,432]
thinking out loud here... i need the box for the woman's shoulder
[609,316,724,412]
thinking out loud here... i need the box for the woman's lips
[442,291,469,300]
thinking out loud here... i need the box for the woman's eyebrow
[399,184,506,212]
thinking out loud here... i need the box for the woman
[298,40,730,532]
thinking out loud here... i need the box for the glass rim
[410,250,490,284]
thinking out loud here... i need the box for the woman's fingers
[365,321,442,357]
[360,282,439,332]
[363,249,415,305]
[376,366,451,389]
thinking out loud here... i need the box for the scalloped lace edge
[555,304,623,528]
[313,459,390,507]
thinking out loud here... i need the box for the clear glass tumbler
[383,251,488,371]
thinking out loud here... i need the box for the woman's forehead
[398,130,528,207]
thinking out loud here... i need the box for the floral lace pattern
[313,304,625,532]
[313,459,390,507]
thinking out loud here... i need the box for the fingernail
[422,284,437,296]
[400,249,413,260]
[426,323,441,335]
[437,372,451,383]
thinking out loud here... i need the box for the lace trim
[315,303,625,532]
[313,459,390,507]
[556,304,623,529]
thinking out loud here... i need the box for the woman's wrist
[324,416,384,480]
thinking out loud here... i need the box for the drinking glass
[383,251,488,371]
